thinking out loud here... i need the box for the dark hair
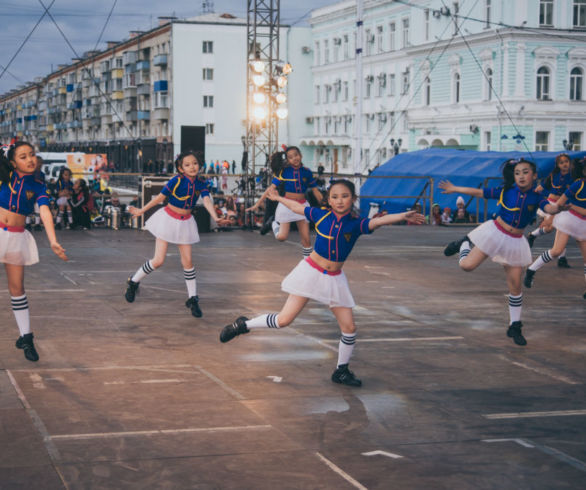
[573,157,586,180]
[7,141,34,163]
[323,179,358,215]
[58,166,72,181]
[175,150,202,173]
[543,153,572,188]
[1,142,35,185]
[501,158,537,190]
[285,146,301,156]
[270,151,287,174]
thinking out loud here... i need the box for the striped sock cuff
[183,268,196,280]
[541,251,552,263]
[508,294,523,307]
[459,249,470,260]
[341,333,356,345]
[583,264,586,275]
[302,247,313,257]
[267,313,280,328]
[11,295,28,311]
[142,260,155,274]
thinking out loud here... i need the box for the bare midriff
[0,207,26,227]
[570,204,586,217]
[309,251,344,272]
[285,191,305,201]
[167,203,192,215]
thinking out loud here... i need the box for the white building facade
[306,0,586,174]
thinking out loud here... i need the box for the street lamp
[390,138,402,155]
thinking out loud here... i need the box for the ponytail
[0,151,12,186]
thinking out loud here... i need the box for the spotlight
[253,106,267,120]
[252,60,265,73]
[275,93,287,104]
[253,74,267,87]
[276,106,289,119]
[276,76,287,88]
[253,92,266,104]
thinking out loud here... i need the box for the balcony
[124,86,137,97]
[91,117,101,127]
[111,69,124,80]
[153,54,167,66]
[153,80,168,92]
[111,91,124,100]
[137,84,150,96]
[126,111,137,122]
[68,101,82,110]
[137,110,150,120]
[123,51,137,65]
[153,107,169,120]
[101,113,112,124]
[136,60,150,71]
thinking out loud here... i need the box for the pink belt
[569,209,586,220]
[164,206,192,221]
[305,256,342,276]
[0,221,25,232]
[494,219,522,238]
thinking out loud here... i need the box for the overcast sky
[0,0,335,95]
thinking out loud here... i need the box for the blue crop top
[57,178,73,193]
[0,171,50,216]
[272,165,317,194]
[564,179,586,210]
[305,207,372,262]
[542,172,574,197]
[161,175,210,209]
[483,184,549,229]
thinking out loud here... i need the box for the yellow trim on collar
[497,188,520,211]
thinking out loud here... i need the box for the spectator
[69,179,92,229]
[452,195,473,223]
[430,203,442,225]
[232,160,236,174]
[441,206,452,225]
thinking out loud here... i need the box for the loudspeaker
[181,126,205,162]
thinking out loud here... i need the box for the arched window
[570,67,583,101]
[536,66,551,100]
[453,73,461,103]
[424,76,431,106]
[485,68,493,101]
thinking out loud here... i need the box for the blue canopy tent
[359,149,586,219]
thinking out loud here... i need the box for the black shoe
[33,224,42,231]
[583,290,586,300]
[331,364,362,387]
[507,321,527,346]
[125,278,139,303]
[220,316,249,343]
[25,223,32,231]
[524,269,536,289]
[16,333,39,362]
[557,257,571,268]
[186,296,202,317]
[527,233,536,248]
[444,235,469,257]
[260,217,274,235]
[55,222,62,230]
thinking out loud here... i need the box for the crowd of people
[1,142,584,391]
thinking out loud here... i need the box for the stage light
[276,76,287,88]
[253,106,267,120]
[253,92,266,104]
[276,106,289,119]
[275,93,287,104]
[252,60,265,73]
[253,74,267,87]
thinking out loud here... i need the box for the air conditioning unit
[301,46,311,54]
[305,117,314,124]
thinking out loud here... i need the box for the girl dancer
[0,142,67,361]
[439,159,563,346]
[524,158,586,297]
[248,147,323,257]
[55,167,73,229]
[527,153,575,267]
[125,151,225,317]
[220,179,424,386]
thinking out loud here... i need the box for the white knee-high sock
[529,250,552,272]
[337,333,356,367]
[11,295,31,336]
[508,294,523,324]
[131,260,155,283]
[459,240,470,265]
[559,248,566,258]
[583,264,586,283]
[245,313,280,329]
[184,267,196,297]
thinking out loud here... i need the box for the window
[377,74,386,96]
[453,73,461,103]
[389,73,396,96]
[401,70,410,95]
[202,41,213,53]
[315,85,320,104]
[535,131,549,151]
[365,76,373,98]
[155,91,168,108]
[325,85,332,103]
[314,41,321,65]
[425,10,430,41]
[574,0,586,27]
[536,66,551,100]
[202,68,214,80]
[203,95,214,108]
[568,132,582,150]
[365,30,372,56]
[324,40,330,63]
[343,81,349,101]
[389,22,396,51]
[402,110,408,131]
[402,18,410,48]
[424,77,431,106]
[485,68,493,100]
[485,131,491,151]
[570,67,583,100]
[485,0,492,28]
[377,26,383,53]
[205,123,214,135]
[539,0,553,26]
[333,38,340,62]
[343,35,349,59]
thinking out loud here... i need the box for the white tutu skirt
[281,258,355,308]
[553,210,586,241]
[0,228,39,266]
[56,197,69,206]
[144,207,200,244]
[468,220,532,267]
[275,201,309,224]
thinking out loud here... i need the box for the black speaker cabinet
[181,125,206,162]
[193,205,211,233]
